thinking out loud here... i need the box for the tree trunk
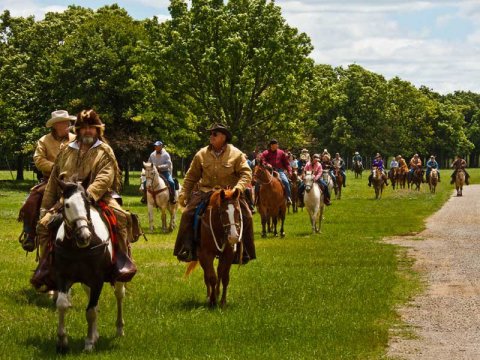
[123,158,130,186]
[16,154,24,181]
[469,151,478,168]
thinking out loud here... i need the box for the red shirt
[260,149,292,174]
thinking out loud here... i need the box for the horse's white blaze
[64,191,91,238]
[90,209,112,261]
[56,223,65,243]
[226,204,239,243]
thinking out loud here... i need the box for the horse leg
[261,214,267,238]
[84,284,103,352]
[113,282,125,337]
[168,204,176,231]
[217,253,234,308]
[318,204,324,233]
[147,202,154,231]
[200,253,217,307]
[272,216,278,237]
[279,212,286,238]
[161,209,167,232]
[56,285,72,354]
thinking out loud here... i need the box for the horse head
[143,162,162,191]
[304,171,314,192]
[210,188,242,248]
[56,178,92,248]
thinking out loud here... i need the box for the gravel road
[387,185,480,359]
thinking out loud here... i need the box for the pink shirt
[304,161,323,181]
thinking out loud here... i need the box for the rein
[145,169,168,208]
[255,167,274,185]
[208,204,243,253]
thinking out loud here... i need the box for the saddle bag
[129,211,147,243]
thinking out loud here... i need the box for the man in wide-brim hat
[173,122,255,263]
[34,110,76,180]
[426,155,440,183]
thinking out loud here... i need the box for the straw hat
[46,110,76,128]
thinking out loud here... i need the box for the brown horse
[429,168,439,193]
[396,167,408,189]
[353,160,363,178]
[333,167,343,200]
[289,170,300,213]
[371,167,385,199]
[17,181,48,252]
[455,169,465,196]
[254,163,286,238]
[408,167,424,191]
[388,168,397,190]
[187,189,243,307]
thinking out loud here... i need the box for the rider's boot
[450,173,455,184]
[368,174,372,187]
[342,174,346,187]
[466,174,470,185]
[286,197,292,206]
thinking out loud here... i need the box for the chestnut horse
[429,168,439,193]
[187,189,243,307]
[396,167,408,189]
[455,169,465,196]
[388,168,397,190]
[254,163,286,238]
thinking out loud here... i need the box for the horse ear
[56,177,67,190]
[143,161,147,168]
[233,188,240,199]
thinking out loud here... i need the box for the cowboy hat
[46,110,76,128]
[269,139,278,145]
[301,148,309,153]
[354,151,359,155]
[153,140,163,146]
[207,123,232,142]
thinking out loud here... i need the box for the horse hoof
[280,233,285,238]
[116,328,124,337]
[83,344,94,353]
[261,233,267,238]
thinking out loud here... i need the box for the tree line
[1,1,479,183]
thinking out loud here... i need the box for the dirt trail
[387,185,480,360]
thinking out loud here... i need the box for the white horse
[54,180,126,353]
[322,169,334,198]
[303,171,325,233]
[143,162,178,232]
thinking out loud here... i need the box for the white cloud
[277,0,480,94]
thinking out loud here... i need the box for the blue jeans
[276,169,291,198]
[160,171,175,191]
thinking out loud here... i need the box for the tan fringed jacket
[41,140,121,210]
[33,132,76,178]
[180,144,252,202]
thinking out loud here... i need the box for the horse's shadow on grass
[25,334,119,357]
[174,298,238,311]
[10,287,56,310]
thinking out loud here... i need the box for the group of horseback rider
[367,152,470,186]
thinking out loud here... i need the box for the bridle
[208,200,243,253]
[255,165,274,185]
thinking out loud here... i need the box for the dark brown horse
[289,170,300,213]
[254,163,286,238]
[408,167,424,191]
[388,168,397,190]
[353,160,363,178]
[186,189,243,307]
[333,167,343,200]
[17,181,47,252]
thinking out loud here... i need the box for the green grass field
[0,168,476,359]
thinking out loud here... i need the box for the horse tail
[184,261,199,277]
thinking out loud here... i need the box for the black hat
[269,139,278,145]
[207,123,232,142]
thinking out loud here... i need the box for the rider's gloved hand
[177,193,188,208]
[39,210,53,227]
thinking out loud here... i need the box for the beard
[79,135,97,145]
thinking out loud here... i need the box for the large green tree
[142,0,314,152]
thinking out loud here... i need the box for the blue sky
[1,0,479,94]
